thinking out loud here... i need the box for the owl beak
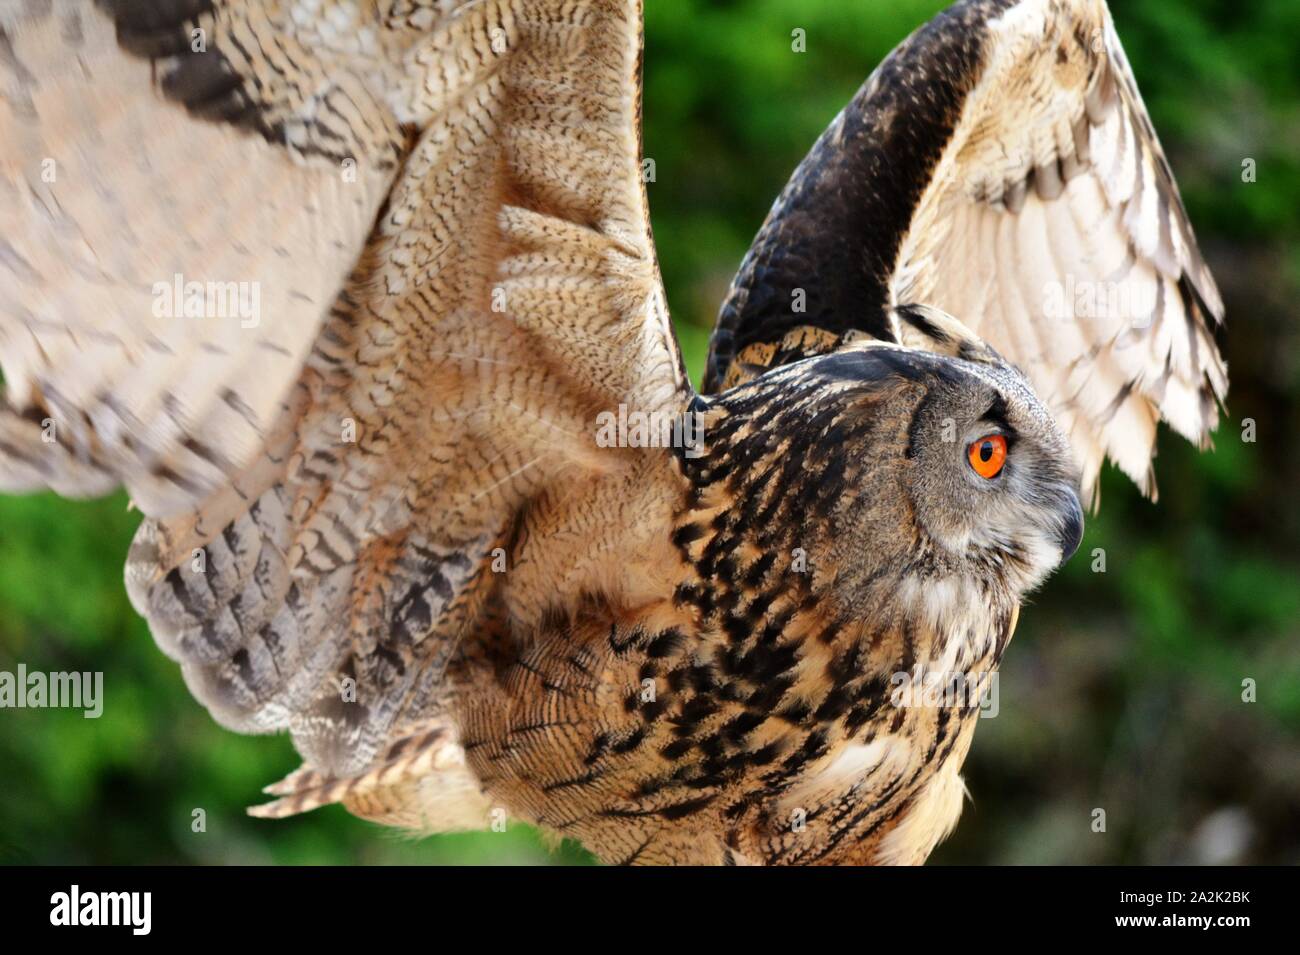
[1056,489,1084,562]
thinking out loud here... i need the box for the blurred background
[1,0,1296,865]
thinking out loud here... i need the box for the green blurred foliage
[1,0,1297,865]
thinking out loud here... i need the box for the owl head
[691,325,1084,619]
[897,349,1085,588]
[825,344,1082,609]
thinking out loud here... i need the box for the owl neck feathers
[670,363,883,624]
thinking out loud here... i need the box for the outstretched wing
[1,0,687,779]
[705,0,1226,501]
[0,0,409,515]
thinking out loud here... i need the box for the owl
[0,0,1225,864]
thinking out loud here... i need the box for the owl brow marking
[979,394,1016,437]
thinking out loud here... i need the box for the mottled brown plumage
[0,0,1223,864]
[456,336,1077,864]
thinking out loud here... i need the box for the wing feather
[0,0,412,514]
[706,0,1226,501]
[4,0,687,787]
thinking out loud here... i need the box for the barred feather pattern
[4,0,689,783]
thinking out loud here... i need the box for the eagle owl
[0,0,1225,864]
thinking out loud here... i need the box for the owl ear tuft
[890,304,1004,367]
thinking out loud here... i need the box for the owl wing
[705,0,1226,502]
[0,0,409,515]
[2,0,688,777]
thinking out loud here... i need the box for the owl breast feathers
[0,0,1224,864]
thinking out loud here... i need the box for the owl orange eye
[967,434,1007,479]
